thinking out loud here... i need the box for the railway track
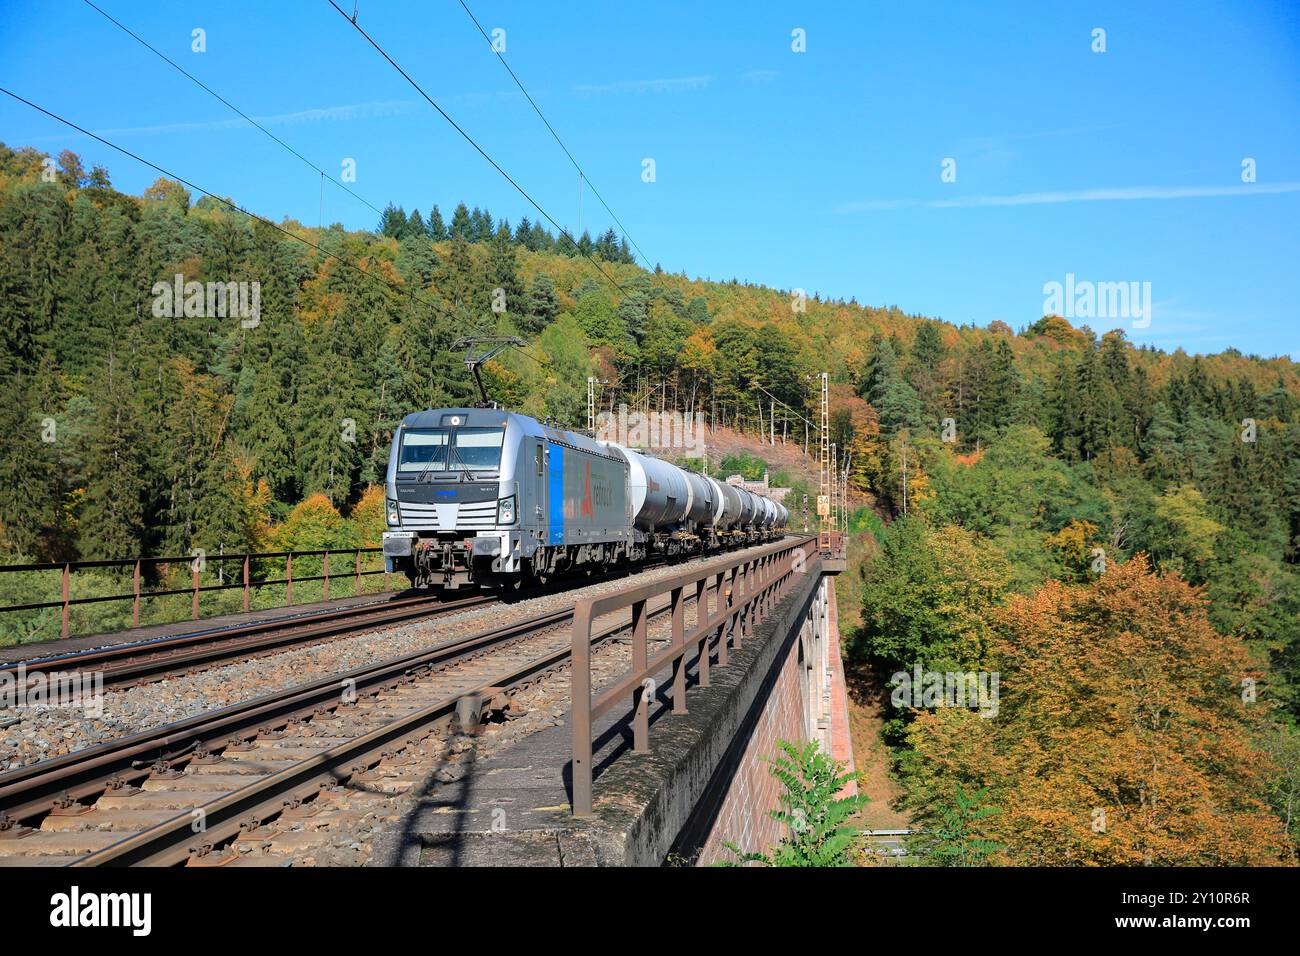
[0,588,689,866]
[0,591,494,691]
[1,557,692,692]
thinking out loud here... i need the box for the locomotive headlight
[497,495,516,525]
[387,499,400,526]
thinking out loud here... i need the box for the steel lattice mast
[819,372,830,532]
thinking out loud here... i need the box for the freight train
[381,408,789,589]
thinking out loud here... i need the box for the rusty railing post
[748,561,759,634]
[61,562,70,639]
[670,585,687,714]
[717,570,731,666]
[761,556,770,619]
[355,550,361,596]
[727,566,740,653]
[571,602,595,816]
[242,554,250,612]
[323,550,330,602]
[632,598,649,752]
[695,577,710,687]
[286,553,293,606]
[132,559,141,627]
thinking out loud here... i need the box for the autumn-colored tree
[1043,518,1100,581]
[905,557,1292,865]
[271,493,350,552]
[829,383,879,495]
[1143,484,1225,583]
[347,485,386,549]
[853,516,1010,675]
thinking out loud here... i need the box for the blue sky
[2,0,1297,358]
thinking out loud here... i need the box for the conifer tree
[449,202,472,240]
[617,290,649,345]
[427,204,448,241]
[486,233,523,320]
[860,336,923,435]
[378,203,407,238]
[514,216,533,246]
[406,208,426,238]
[80,351,147,559]
[0,372,60,557]
[522,272,559,334]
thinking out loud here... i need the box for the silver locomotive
[381,408,789,589]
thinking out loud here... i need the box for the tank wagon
[382,408,789,589]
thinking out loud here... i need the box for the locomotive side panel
[546,440,629,547]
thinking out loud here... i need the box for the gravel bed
[0,593,406,668]
[284,604,691,866]
[0,550,752,772]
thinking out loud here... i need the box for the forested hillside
[4,142,1296,568]
[2,141,1299,861]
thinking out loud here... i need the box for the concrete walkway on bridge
[369,557,853,867]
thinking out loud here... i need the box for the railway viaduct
[0,534,852,867]
[371,534,852,867]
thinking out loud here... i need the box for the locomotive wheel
[523,562,548,589]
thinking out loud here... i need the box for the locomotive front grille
[399,499,498,531]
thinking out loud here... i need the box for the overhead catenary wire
[454,0,653,270]
[0,85,550,372]
[77,0,530,360]
[324,0,628,296]
[80,0,390,224]
[81,0,601,341]
[752,381,818,428]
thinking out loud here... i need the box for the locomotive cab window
[450,427,505,471]
[396,426,505,475]
[397,428,449,473]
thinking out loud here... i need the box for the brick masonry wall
[696,619,809,865]
[696,578,854,865]
[826,584,858,797]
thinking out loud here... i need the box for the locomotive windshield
[397,426,504,476]
[450,427,506,470]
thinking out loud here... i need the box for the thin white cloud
[573,75,714,96]
[741,69,779,84]
[838,182,1300,212]
[23,100,420,142]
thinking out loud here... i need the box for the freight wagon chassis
[527,541,631,584]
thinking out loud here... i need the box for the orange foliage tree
[270,493,350,552]
[347,485,386,549]
[904,556,1292,865]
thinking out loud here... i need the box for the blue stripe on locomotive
[548,442,564,545]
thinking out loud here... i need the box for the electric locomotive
[382,408,789,590]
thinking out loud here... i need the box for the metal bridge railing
[569,535,818,816]
[818,530,846,559]
[0,548,392,640]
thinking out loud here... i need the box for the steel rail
[67,592,692,866]
[0,600,577,830]
[2,592,490,690]
[2,551,692,690]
